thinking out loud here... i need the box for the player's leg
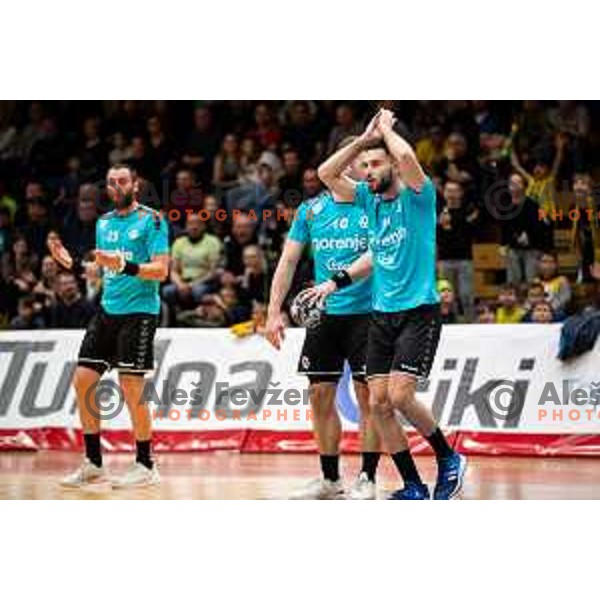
[111,314,160,488]
[368,375,428,499]
[291,316,344,499]
[309,381,342,475]
[61,312,114,487]
[366,313,429,499]
[389,304,467,500]
[344,314,381,499]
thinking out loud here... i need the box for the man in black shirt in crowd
[437,180,480,319]
[45,271,95,329]
[502,172,552,285]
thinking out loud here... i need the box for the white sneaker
[111,462,160,489]
[347,472,377,500]
[60,459,108,488]
[289,478,345,500]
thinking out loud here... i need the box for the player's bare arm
[266,239,305,350]
[378,109,426,192]
[317,112,383,201]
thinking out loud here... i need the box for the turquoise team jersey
[96,204,169,315]
[288,192,371,315]
[354,177,439,313]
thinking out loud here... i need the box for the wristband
[122,261,140,276]
[331,269,352,290]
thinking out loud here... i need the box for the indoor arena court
[1,451,600,500]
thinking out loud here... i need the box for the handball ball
[290,288,323,329]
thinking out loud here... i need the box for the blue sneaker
[434,452,467,500]
[388,482,430,500]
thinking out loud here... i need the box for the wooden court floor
[1,451,600,499]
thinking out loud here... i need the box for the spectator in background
[0,178,17,222]
[62,184,98,261]
[238,244,268,305]
[167,169,202,235]
[79,117,107,181]
[283,101,320,163]
[476,302,496,324]
[278,148,303,206]
[213,134,242,190]
[146,114,177,186]
[10,295,45,330]
[5,234,38,298]
[571,173,599,282]
[226,153,279,214]
[495,284,525,324]
[32,255,59,309]
[60,156,83,203]
[434,132,479,201]
[501,172,550,285]
[0,206,12,255]
[530,300,555,324]
[45,271,95,328]
[512,100,552,160]
[248,103,281,151]
[239,137,259,181]
[127,136,153,182]
[203,194,229,239]
[21,194,54,261]
[181,285,249,327]
[437,180,479,319]
[511,132,567,215]
[222,212,258,277]
[162,213,223,312]
[302,167,322,202]
[327,103,362,154]
[536,251,571,316]
[182,106,220,186]
[108,132,132,166]
[438,279,458,324]
[416,124,446,173]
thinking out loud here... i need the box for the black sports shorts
[297,313,369,383]
[78,308,158,376]
[367,303,441,379]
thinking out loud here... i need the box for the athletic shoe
[59,459,109,488]
[433,452,467,500]
[111,462,160,489]
[289,478,345,500]
[388,482,430,500]
[347,472,377,500]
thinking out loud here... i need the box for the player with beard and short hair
[48,164,170,489]
[307,110,467,500]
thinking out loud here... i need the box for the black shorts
[78,308,158,376]
[367,303,441,379]
[297,313,369,383]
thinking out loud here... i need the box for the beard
[111,191,135,209]
[370,170,393,195]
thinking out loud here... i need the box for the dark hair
[362,138,388,152]
[500,283,518,294]
[19,295,36,309]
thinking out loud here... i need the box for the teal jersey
[354,177,439,312]
[96,204,169,315]
[287,192,371,315]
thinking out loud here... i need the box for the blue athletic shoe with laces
[434,452,467,500]
[388,482,430,500]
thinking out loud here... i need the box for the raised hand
[47,237,74,270]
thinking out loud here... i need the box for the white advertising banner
[0,325,599,454]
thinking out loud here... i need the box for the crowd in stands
[0,100,599,332]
